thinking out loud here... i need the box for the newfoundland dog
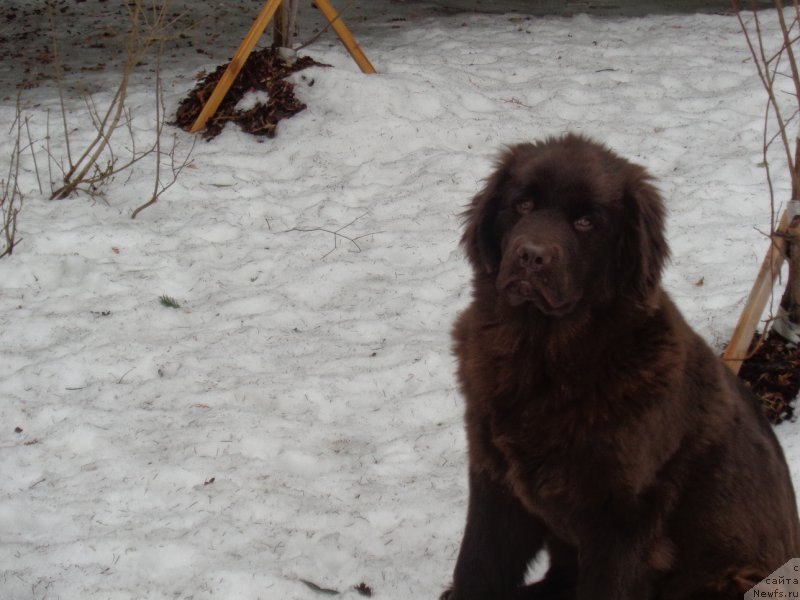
[441,134,800,600]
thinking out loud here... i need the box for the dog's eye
[574,216,594,231]
[516,200,534,214]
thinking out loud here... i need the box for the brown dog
[442,134,800,600]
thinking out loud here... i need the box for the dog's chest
[458,316,636,523]
[496,404,632,542]
[491,398,587,487]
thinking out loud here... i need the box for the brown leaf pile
[175,47,327,140]
[739,331,800,424]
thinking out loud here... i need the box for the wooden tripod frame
[721,208,793,374]
[189,0,376,134]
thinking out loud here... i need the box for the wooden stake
[722,209,790,374]
[314,0,377,74]
[189,0,283,133]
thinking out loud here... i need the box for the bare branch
[732,0,800,341]
[1,98,25,258]
[48,0,192,202]
[296,0,358,51]
[280,213,383,258]
[47,0,72,171]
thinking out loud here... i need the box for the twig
[281,213,382,258]
[296,0,358,51]
[24,115,43,195]
[45,109,55,196]
[1,99,24,259]
[133,42,164,219]
[117,367,136,384]
[48,0,191,203]
[131,111,196,220]
[48,0,72,172]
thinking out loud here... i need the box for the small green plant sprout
[159,295,180,309]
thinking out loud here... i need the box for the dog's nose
[516,242,556,270]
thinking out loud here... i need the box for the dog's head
[463,134,668,315]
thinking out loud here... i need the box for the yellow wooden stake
[190,0,283,133]
[189,0,376,134]
[314,0,377,74]
[722,208,790,374]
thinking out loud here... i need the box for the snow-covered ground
[1,1,798,598]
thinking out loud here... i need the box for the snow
[236,90,272,112]
[0,1,798,599]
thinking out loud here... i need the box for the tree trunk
[776,201,800,342]
[272,2,286,48]
[272,0,298,49]
[286,0,298,49]
[782,207,800,321]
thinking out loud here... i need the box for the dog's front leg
[442,469,546,600]
[576,536,654,600]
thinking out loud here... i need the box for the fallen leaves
[739,331,800,424]
[175,47,327,141]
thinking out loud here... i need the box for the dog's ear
[461,152,515,274]
[618,169,669,303]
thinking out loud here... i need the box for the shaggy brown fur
[441,135,800,600]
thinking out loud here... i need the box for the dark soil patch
[739,331,800,424]
[175,47,327,140]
